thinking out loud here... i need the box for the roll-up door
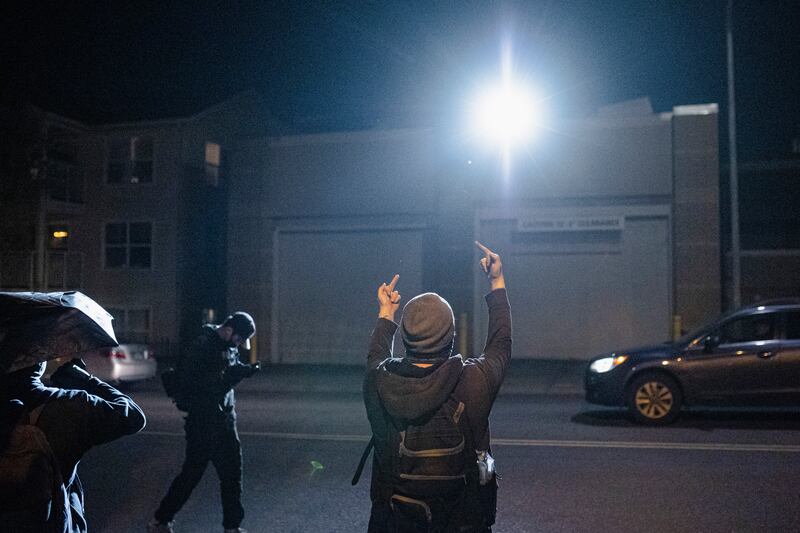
[475,211,671,359]
[274,227,424,364]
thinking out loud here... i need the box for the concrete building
[721,153,800,306]
[229,99,721,363]
[2,96,722,362]
[0,93,269,353]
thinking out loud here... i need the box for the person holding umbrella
[0,291,147,532]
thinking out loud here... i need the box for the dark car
[585,300,800,424]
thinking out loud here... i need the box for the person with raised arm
[361,241,511,532]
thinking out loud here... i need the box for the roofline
[28,105,90,132]
[91,89,260,131]
[188,89,259,121]
[92,116,190,132]
[265,127,436,147]
[722,159,800,173]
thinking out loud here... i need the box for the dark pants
[155,412,244,529]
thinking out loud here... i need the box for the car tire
[626,372,683,425]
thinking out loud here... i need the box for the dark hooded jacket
[179,324,253,418]
[0,363,146,533]
[363,288,511,531]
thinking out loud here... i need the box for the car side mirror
[703,335,720,352]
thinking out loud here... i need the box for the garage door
[275,227,424,364]
[475,212,671,360]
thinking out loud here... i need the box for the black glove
[50,358,94,391]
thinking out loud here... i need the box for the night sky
[3,0,799,159]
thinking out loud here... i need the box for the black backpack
[162,365,191,411]
[0,403,68,531]
[354,397,498,532]
[388,396,473,532]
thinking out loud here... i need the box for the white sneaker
[147,519,174,533]
[224,528,248,533]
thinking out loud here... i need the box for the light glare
[472,81,538,148]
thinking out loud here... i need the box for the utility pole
[727,0,741,309]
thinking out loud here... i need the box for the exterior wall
[256,129,444,217]
[77,123,184,346]
[672,107,721,332]
[76,95,269,349]
[470,114,677,358]
[722,159,800,306]
[0,94,272,355]
[739,253,800,302]
[171,94,269,344]
[496,114,674,200]
[474,204,672,359]
[229,105,720,362]
[228,130,447,362]
[0,106,88,291]
[1,97,721,363]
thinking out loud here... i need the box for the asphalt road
[78,382,800,533]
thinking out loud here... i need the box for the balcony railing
[0,251,84,291]
[0,252,35,290]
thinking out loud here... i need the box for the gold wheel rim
[635,381,674,419]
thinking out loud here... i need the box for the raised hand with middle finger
[475,241,505,290]
[377,274,402,321]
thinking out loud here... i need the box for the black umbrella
[0,291,118,374]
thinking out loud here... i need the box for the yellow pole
[672,315,682,342]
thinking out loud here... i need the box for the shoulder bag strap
[351,436,374,486]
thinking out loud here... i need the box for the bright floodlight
[471,80,539,149]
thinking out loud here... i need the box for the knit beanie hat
[400,293,455,358]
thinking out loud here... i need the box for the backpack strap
[29,402,68,528]
[351,436,374,486]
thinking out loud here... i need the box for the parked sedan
[46,343,158,385]
[585,300,800,424]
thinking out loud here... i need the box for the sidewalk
[232,358,586,396]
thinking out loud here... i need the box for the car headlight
[589,355,629,373]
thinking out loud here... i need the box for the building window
[107,136,154,184]
[205,142,221,186]
[105,222,152,269]
[718,314,777,344]
[45,126,84,203]
[48,224,70,250]
[107,307,151,344]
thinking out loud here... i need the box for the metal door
[475,213,671,360]
[274,227,424,364]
